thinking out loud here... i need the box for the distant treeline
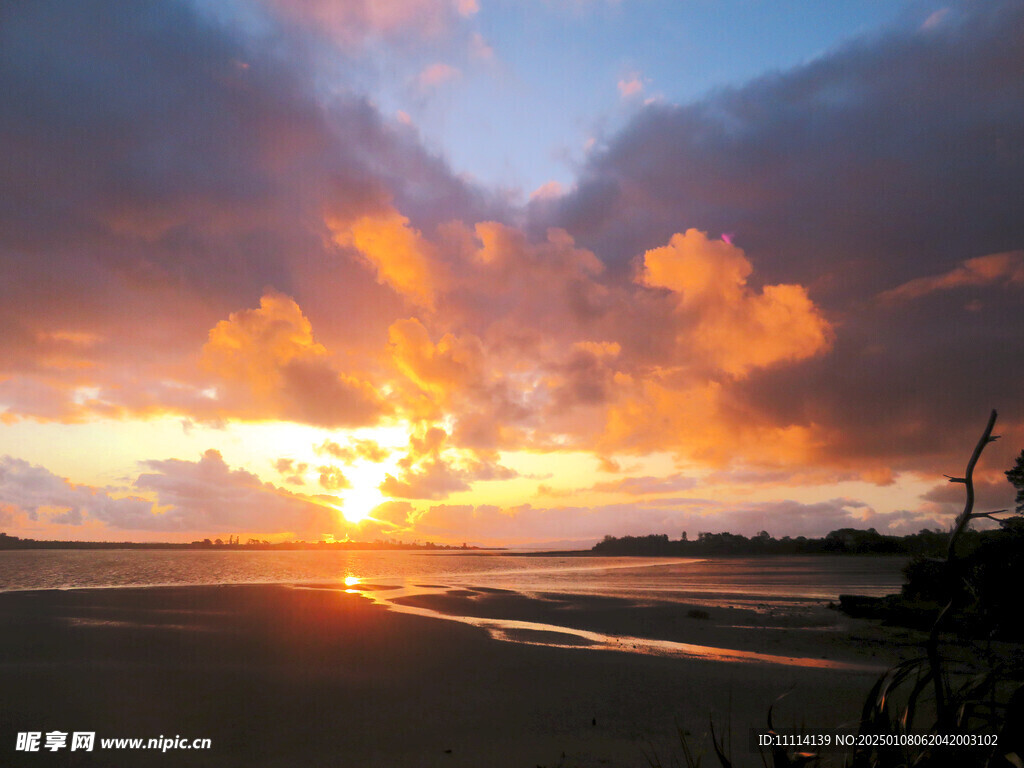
[591,527,978,557]
[0,532,487,552]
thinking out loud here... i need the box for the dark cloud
[3,0,1023,545]
[920,474,1016,516]
[0,0,490,424]
[549,2,1024,288]
[537,0,1024,471]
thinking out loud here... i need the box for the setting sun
[338,473,387,524]
[2,2,1022,765]
[0,0,1019,550]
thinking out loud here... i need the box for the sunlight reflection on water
[1,551,906,667]
[0,550,905,606]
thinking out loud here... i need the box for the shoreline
[0,582,918,767]
[371,584,922,671]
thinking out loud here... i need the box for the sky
[1,0,1022,547]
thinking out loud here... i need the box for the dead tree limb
[928,408,999,728]
[947,409,1000,563]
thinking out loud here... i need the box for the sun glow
[338,462,388,523]
[223,422,407,526]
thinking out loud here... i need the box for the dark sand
[387,588,926,668]
[0,585,915,767]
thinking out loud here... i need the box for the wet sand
[0,584,918,767]
[384,587,926,669]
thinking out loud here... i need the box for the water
[0,549,905,605]
[0,550,908,669]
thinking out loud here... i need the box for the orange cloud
[639,229,832,376]
[603,377,823,465]
[320,218,835,470]
[316,438,390,464]
[317,465,350,491]
[389,317,484,399]
[329,210,444,309]
[472,222,604,276]
[332,214,839,470]
[379,425,517,500]
[370,500,416,527]
[879,251,1024,302]
[201,293,383,426]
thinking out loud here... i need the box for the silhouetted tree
[1006,449,1024,515]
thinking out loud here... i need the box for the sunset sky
[1,0,1022,547]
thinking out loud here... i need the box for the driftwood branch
[971,511,1008,522]
[946,409,998,563]
[928,409,998,728]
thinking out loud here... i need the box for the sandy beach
[0,584,920,767]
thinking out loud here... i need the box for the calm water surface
[0,550,908,668]
[0,550,905,607]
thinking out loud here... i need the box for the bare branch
[969,512,1008,522]
[929,408,999,729]
[947,409,998,562]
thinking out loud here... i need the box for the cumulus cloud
[0,451,340,535]
[315,439,391,464]
[389,318,484,400]
[379,426,517,500]
[540,0,1024,472]
[200,293,384,427]
[0,0,483,426]
[134,450,341,534]
[3,0,1024,544]
[321,216,837,467]
[273,458,309,485]
[919,474,1016,517]
[315,465,349,491]
[330,210,446,309]
[639,229,832,376]
[0,456,152,528]
[380,461,472,500]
